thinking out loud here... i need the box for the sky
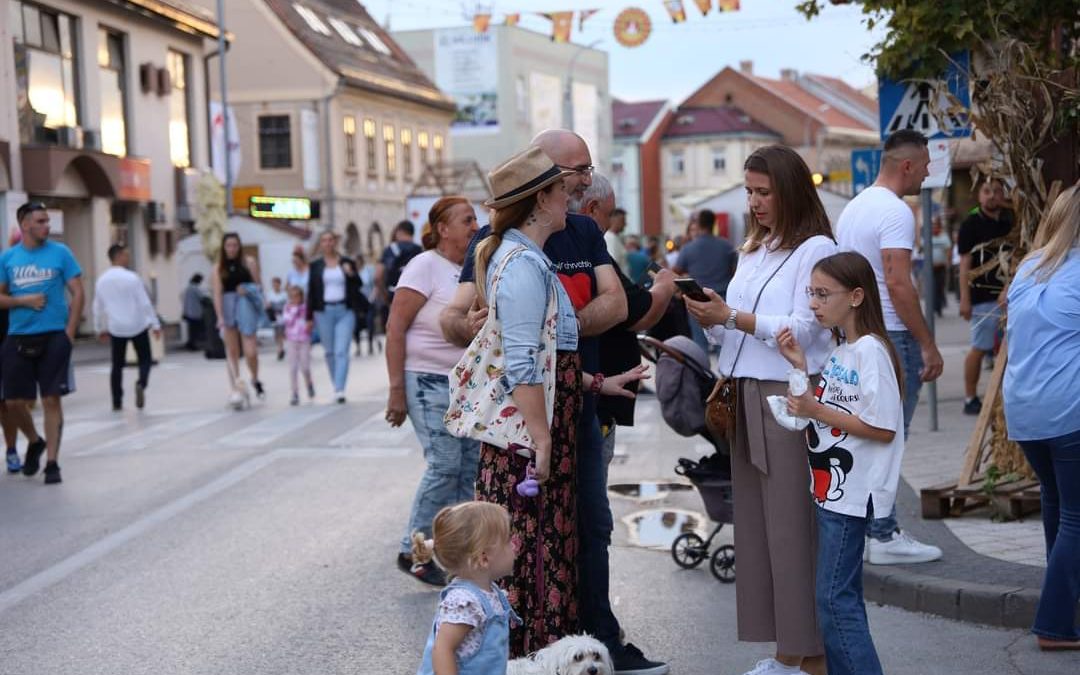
[361,0,888,103]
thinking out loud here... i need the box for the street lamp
[564,40,602,131]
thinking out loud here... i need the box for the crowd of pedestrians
[1,122,1075,672]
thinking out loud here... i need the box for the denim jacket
[485,229,578,389]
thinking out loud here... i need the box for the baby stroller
[638,335,735,582]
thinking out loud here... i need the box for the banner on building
[434,28,500,135]
[572,82,599,163]
[718,0,740,11]
[504,13,520,26]
[529,72,563,137]
[472,13,491,33]
[614,7,651,47]
[209,101,240,186]
[663,0,687,23]
[693,0,711,16]
[542,11,574,43]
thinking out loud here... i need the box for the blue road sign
[851,148,882,196]
[878,52,972,140]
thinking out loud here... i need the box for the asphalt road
[0,342,1073,674]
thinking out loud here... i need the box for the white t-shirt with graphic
[805,334,905,519]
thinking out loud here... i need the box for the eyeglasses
[805,286,845,301]
[16,201,47,222]
[556,164,594,175]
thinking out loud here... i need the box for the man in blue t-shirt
[0,202,85,485]
[440,131,669,675]
[673,209,736,355]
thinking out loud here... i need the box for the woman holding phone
[684,145,836,675]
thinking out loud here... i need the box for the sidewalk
[859,312,1074,628]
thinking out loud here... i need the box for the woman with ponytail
[385,196,480,586]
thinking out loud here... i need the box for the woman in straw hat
[471,146,642,655]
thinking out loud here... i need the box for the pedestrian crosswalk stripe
[218,405,339,447]
[328,409,417,448]
[71,413,232,457]
[59,419,128,443]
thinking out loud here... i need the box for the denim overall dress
[417,579,520,675]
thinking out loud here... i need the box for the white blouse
[708,234,838,381]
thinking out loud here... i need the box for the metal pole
[564,40,601,132]
[216,0,233,216]
[921,188,938,431]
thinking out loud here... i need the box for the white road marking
[0,450,281,614]
[328,409,417,448]
[218,405,339,447]
[56,419,128,443]
[71,413,231,457]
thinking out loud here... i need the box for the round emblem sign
[614,8,651,48]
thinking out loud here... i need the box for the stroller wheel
[711,544,736,583]
[671,532,708,569]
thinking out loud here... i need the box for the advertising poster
[434,28,499,135]
[529,72,562,138]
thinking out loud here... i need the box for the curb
[863,565,1080,629]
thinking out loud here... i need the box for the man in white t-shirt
[836,129,943,565]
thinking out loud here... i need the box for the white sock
[773,662,802,673]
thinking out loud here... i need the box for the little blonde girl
[416,501,520,675]
[281,286,315,405]
[776,251,905,675]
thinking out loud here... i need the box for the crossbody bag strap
[724,246,798,380]
[486,245,529,315]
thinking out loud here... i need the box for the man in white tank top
[835,129,943,566]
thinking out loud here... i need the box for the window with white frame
[400,128,412,178]
[383,123,396,176]
[293,4,331,36]
[328,17,362,45]
[343,115,357,170]
[712,148,727,173]
[671,151,685,176]
[363,118,376,175]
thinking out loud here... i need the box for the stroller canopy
[654,336,714,437]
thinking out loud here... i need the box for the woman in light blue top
[1004,185,1080,650]
[470,146,643,656]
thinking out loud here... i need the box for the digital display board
[249,196,318,220]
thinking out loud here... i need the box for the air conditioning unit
[145,201,168,227]
[56,126,84,149]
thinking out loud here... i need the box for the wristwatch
[724,308,738,331]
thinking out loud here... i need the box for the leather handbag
[444,246,558,452]
[704,248,797,439]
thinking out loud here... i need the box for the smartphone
[675,278,710,302]
[645,261,663,278]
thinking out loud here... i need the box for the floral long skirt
[475,351,582,657]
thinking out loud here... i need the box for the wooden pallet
[920,477,1041,520]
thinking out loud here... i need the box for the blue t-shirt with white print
[0,241,82,335]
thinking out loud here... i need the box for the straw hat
[484,146,576,209]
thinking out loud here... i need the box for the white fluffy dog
[507,634,613,675]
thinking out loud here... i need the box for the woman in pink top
[385,196,480,587]
[281,286,315,406]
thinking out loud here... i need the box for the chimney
[739,60,753,75]
[781,68,798,81]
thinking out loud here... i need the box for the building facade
[0,0,219,327]
[682,62,879,195]
[612,99,670,237]
[192,0,456,258]
[392,25,611,176]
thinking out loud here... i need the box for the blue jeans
[578,395,621,648]
[1019,428,1080,640]
[816,504,884,675]
[688,314,709,355]
[868,330,926,540]
[314,303,355,393]
[400,372,480,553]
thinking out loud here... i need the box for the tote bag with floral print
[444,246,558,452]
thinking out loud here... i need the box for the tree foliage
[796,0,1079,79]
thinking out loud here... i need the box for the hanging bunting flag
[717,0,741,11]
[472,13,491,33]
[663,1,687,23]
[542,11,574,43]
[613,7,651,48]
[504,13,520,26]
[693,0,712,16]
[578,9,600,31]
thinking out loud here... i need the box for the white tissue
[766,369,811,432]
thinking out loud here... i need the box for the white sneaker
[866,530,942,565]
[741,658,808,675]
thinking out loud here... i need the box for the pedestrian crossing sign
[878,52,972,141]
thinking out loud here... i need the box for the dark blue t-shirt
[460,214,612,376]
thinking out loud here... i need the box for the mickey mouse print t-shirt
[805,334,905,519]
